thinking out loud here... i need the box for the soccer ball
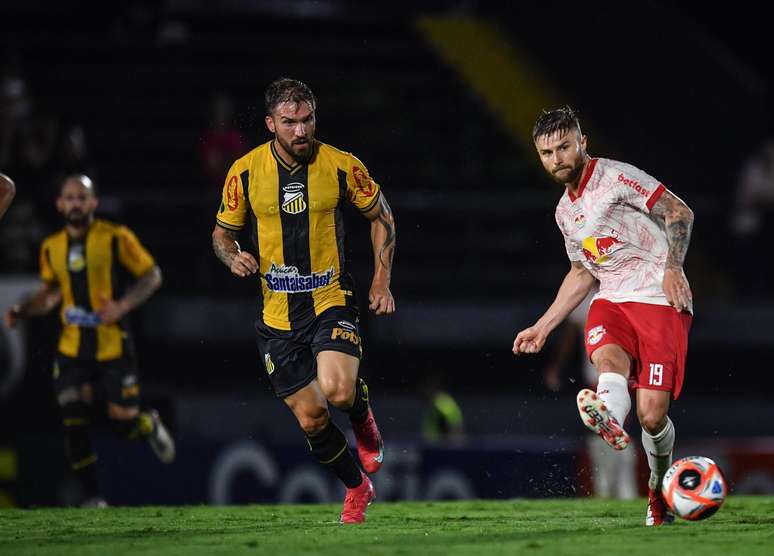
[661,456,727,520]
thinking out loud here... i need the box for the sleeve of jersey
[616,165,666,213]
[117,226,156,277]
[39,241,56,284]
[346,155,382,213]
[215,162,247,231]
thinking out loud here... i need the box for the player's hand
[98,296,128,325]
[368,282,395,315]
[230,251,258,278]
[3,305,21,329]
[513,325,547,355]
[662,267,692,313]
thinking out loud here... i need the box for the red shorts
[584,299,692,399]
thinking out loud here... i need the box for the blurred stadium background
[1,0,773,507]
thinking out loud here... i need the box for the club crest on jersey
[68,244,85,272]
[265,263,335,293]
[582,236,621,264]
[587,325,606,346]
[282,182,307,214]
[574,213,586,228]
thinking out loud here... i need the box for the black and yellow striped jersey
[216,140,381,331]
[39,219,156,361]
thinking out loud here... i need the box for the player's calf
[347,378,384,473]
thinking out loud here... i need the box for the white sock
[641,417,675,491]
[596,372,631,425]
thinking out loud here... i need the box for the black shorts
[255,306,363,398]
[53,352,141,408]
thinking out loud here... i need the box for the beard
[278,135,313,164]
[64,209,90,227]
[550,162,584,185]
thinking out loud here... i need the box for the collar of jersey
[271,140,314,175]
[568,157,598,202]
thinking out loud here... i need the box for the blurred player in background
[212,78,395,524]
[0,172,14,220]
[4,174,174,507]
[542,286,636,500]
[513,106,694,526]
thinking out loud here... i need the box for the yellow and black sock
[306,420,363,488]
[346,378,370,425]
[62,401,100,499]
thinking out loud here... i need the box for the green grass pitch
[1,496,772,555]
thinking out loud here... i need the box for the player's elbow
[0,174,15,199]
[674,203,694,225]
[153,266,163,290]
[145,265,163,292]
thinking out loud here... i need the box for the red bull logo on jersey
[265,263,335,293]
[617,173,651,197]
[587,325,607,346]
[582,236,621,264]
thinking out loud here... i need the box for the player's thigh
[100,355,141,416]
[316,350,359,405]
[283,379,329,433]
[585,300,637,377]
[311,307,362,399]
[636,388,671,433]
[53,356,94,406]
[256,327,316,399]
[590,343,633,377]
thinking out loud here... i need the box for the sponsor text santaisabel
[265,263,335,292]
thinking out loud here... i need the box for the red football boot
[646,488,676,526]
[340,473,375,524]
[352,407,384,473]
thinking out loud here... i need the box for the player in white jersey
[513,106,695,526]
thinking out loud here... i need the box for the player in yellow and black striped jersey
[212,78,396,523]
[4,175,175,507]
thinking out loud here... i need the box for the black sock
[62,401,100,499]
[346,378,370,425]
[306,420,363,488]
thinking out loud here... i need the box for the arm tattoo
[213,228,240,267]
[376,195,396,272]
[649,191,694,269]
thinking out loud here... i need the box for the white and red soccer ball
[661,456,727,520]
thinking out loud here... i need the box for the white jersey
[555,157,690,311]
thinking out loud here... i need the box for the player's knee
[318,377,355,407]
[594,356,627,375]
[57,386,92,407]
[638,411,667,434]
[107,403,139,420]
[297,410,329,435]
[591,345,631,376]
